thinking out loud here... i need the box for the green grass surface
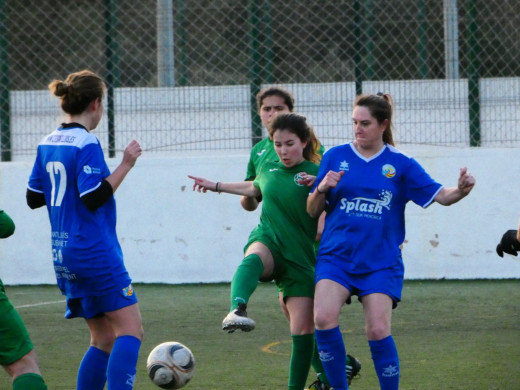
[1,280,519,389]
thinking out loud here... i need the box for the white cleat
[222,303,255,333]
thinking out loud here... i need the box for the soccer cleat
[346,354,362,385]
[307,379,329,390]
[222,303,255,333]
[307,354,361,389]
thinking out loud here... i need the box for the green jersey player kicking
[190,113,359,390]
[241,87,360,389]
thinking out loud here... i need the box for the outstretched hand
[457,167,475,196]
[188,175,216,193]
[496,229,520,257]
[297,173,316,187]
[122,140,142,168]
[317,170,345,193]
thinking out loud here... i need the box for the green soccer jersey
[252,159,320,270]
[245,138,279,181]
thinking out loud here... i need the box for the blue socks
[107,335,141,390]
[77,337,141,390]
[77,346,110,390]
[315,326,348,389]
[369,335,399,390]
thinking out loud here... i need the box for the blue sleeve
[28,151,45,193]
[405,158,442,208]
[76,142,110,197]
[312,148,333,193]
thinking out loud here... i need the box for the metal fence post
[249,0,262,146]
[364,0,375,81]
[157,0,174,87]
[0,0,10,161]
[176,0,188,86]
[466,0,481,147]
[104,0,120,158]
[417,0,428,79]
[443,0,460,79]
[353,0,363,95]
[262,0,273,84]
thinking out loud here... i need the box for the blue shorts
[65,284,138,319]
[315,258,404,308]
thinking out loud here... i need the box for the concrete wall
[1,145,519,285]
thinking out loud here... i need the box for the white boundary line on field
[15,299,66,309]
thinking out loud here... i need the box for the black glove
[496,230,520,257]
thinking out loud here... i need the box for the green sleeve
[245,154,256,181]
[0,210,15,238]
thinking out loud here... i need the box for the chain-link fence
[1,0,519,160]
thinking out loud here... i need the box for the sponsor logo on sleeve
[83,165,102,174]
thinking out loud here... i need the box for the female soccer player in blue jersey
[307,93,476,390]
[26,70,143,390]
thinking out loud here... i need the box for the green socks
[13,373,47,390]
[288,333,314,389]
[230,254,264,310]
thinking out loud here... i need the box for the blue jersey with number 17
[28,126,130,298]
[314,143,442,274]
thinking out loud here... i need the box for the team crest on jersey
[294,173,305,186]
[339,160,349,171]
[122,284,134,297]
[382,164,396,178]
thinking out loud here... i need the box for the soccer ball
[147,341,196,389]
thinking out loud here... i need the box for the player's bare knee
[365,323,390,341]
[5,350,41,378]
[91,332,116,352]
[314,309,337,330]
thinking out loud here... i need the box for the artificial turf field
[1,280,519,389]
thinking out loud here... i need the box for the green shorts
[0,278,34,365]
[245,228,315,301]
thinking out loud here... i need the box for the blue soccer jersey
[314,143,442,274]
[28,126,131,298]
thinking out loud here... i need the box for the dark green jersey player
[190,113,344,390]
[247,159,319,299]
[0,210,47,389]
[241,88,295,212]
